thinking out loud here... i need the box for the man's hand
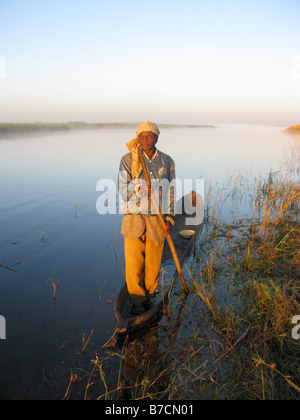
[162,220,172,236]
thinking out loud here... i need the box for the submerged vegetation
[62,147,299,401]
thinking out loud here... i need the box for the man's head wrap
[126,121,160,179]
[136,121,160,138]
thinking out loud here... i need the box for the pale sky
[0,0,300,125]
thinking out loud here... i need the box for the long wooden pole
[137,147,189,294]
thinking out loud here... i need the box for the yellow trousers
[124,234,164,306]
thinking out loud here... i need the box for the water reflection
[120,329,166,399]
[118,295,187,400]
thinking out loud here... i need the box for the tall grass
[187,164,300,399]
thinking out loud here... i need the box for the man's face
[138,131,158,152]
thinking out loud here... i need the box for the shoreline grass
[187,164,299,399]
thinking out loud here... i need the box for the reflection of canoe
[114,192,204,336]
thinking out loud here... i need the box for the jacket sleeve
[118,155,145,215]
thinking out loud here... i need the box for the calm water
[0,124,298,399]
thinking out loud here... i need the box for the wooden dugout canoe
[114,191,204,336]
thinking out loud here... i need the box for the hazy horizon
[1,0,300,126]
[0,120,291,129]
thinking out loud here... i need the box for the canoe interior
[114,191,204,336]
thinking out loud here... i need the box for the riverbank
[284,124,300,134]
[183,168,300,399]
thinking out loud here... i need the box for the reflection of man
[119,121,175,315]
[121,330,163,399]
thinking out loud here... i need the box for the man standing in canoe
[119,121,176,315]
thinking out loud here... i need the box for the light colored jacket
[119,149,176,244]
